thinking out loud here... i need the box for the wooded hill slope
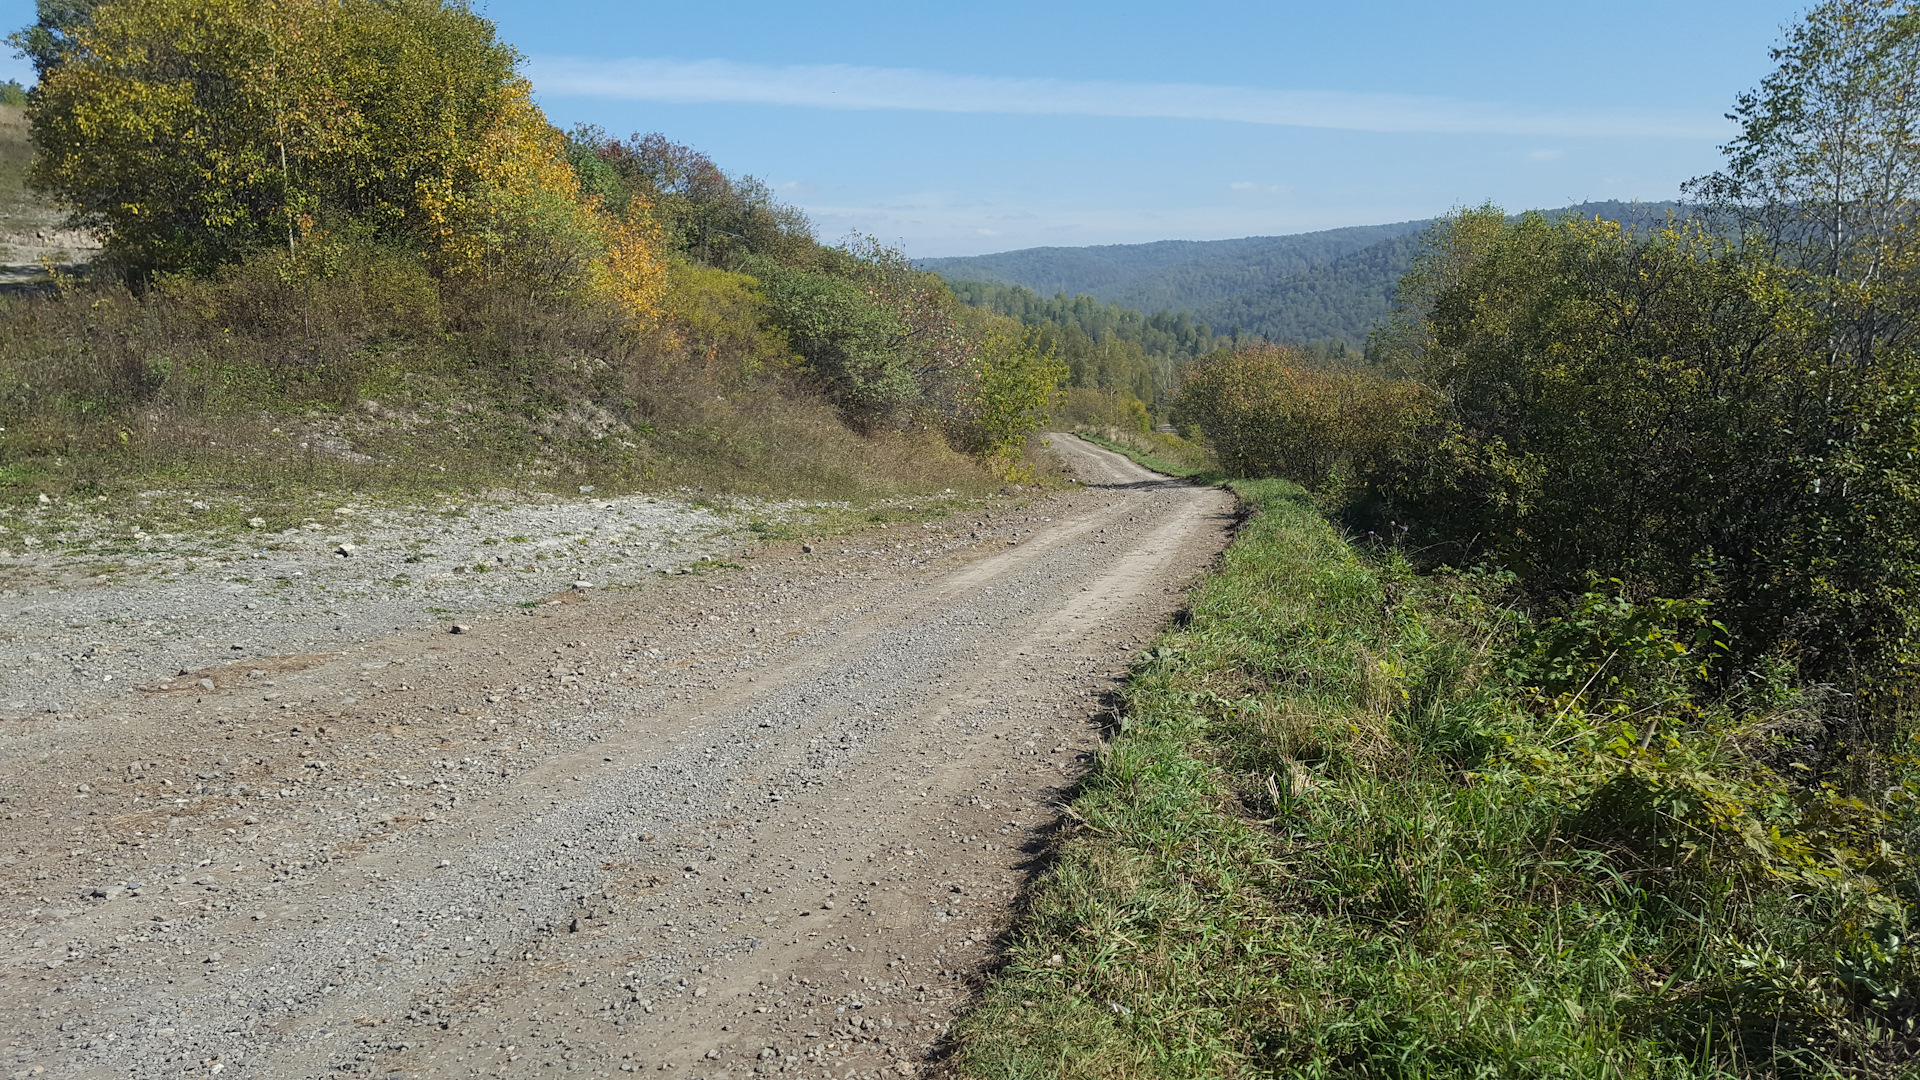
[924,200,1681,346]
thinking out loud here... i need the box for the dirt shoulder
[0,436,1235,1080]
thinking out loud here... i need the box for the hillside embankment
[0,435,1234,1078]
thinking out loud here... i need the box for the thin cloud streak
[528,57,1723,140]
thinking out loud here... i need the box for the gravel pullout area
[0,491,796,718]
[0,436,1237,1080]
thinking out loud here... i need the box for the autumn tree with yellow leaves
[20,0,663,317]
[5,0,1056,483]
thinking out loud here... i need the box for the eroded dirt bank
[0,436,1236,1080]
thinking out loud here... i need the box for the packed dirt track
[0,436,1237,1079]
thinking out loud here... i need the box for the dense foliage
[22,0,646,295]
[1083,3,1920,1074]
[555,127,1060,453]
[564,127,814,271]
[0,0,1066,506]
[1173,342,1427,491]
[1363,208,1920,699]
[943,277,1221,426]
[930,203,1681,350]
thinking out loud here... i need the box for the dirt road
[0,436,1236,1080]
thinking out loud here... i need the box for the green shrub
[653,261,793,380]
[963,324,1067,468]
[757,263,921,424]
[1055,386,1150,432]
[1174,341,1431,494]
[1365,209,1920,702]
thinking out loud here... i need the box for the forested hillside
[919,223,1430,312]
[945,280,1221,398]
[930,200,1681,346]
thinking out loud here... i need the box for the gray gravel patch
[0,491,824,717]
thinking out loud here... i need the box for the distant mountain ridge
[923,201,1684,346]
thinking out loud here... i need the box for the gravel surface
[0,490,795,718]
[0,436,1236,1079]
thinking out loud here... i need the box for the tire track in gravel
[0,436,1235,1080]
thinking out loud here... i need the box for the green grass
[1071,427,1218,481]
[0,251,1013,526]
[951,480,1919,1080]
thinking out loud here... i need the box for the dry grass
[0,244,1005,523]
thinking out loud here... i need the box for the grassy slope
[0,258,1017,525]
[0,315,1005,527]
[0,107,1020,520]
[950,479,1824,1079]
[1068,428,1214,480]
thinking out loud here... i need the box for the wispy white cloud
[527,57,1723,140]
[1229,181,1293,196]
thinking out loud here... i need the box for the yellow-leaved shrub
[1175,343,1431,493]
[26,0,666,326]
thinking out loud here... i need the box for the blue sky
[2,1,1808,256]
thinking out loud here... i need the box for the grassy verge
[953,478,1507,1077]
[0,266,1007,527]
[1070,426,1216,480]
[951,479,1907,1078]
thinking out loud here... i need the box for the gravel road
[0,435,1236,1080]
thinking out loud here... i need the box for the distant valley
[924,200,1683,347]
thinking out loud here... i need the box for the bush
[1174,342,1430,494]
[1055,386,1150,432]
[651,262,792,381]
[963,324,1067,467]
[567,128,816,270]
[22,0,664,312]
[756,264,921,424]
[1365,209,1920,700]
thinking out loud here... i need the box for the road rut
[0,436,1236,1079]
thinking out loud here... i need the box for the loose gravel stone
[0,437,1232,1079]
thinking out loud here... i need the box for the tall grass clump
[955,481,1920,1079]
[0,241,999,511]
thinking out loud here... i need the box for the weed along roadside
[942,478,1524,1074]
[947,466,1920,1076]
[948,476,1432,1076]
